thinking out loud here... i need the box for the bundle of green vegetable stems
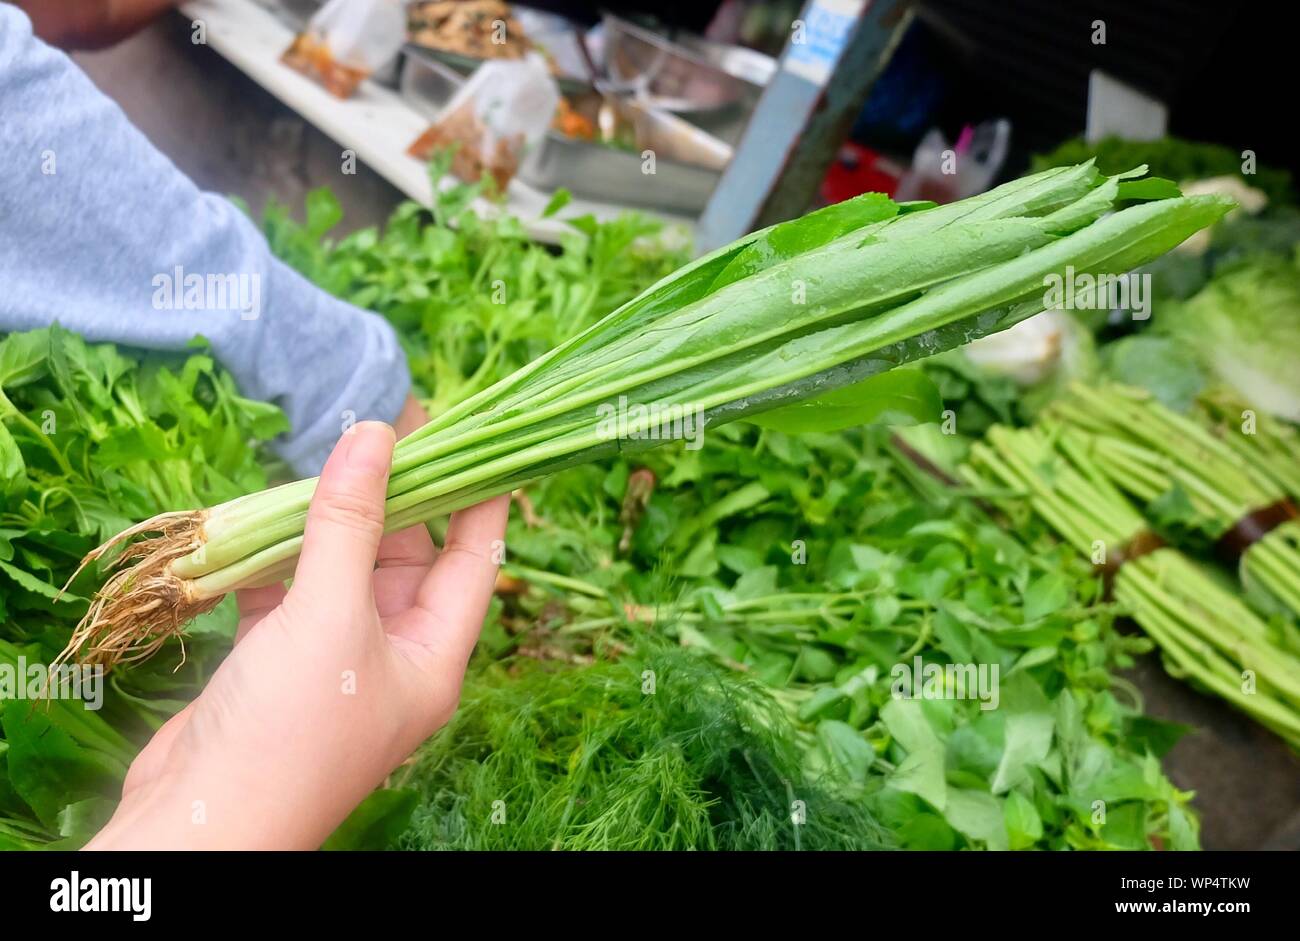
[61,163,1230,667]
[1199,389,1300,504]
[965,422,1300,746]
[1047,383,1300,619]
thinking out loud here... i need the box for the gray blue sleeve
[0,5,410,475]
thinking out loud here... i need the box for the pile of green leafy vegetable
[257,155,687,417]
[257,171,1199,850]
[1026,137,1300,419]
[397,641,888,850]
[1032,135,1294,207]
[0,325,286,848]
[1096,226,1300,418]
[473,423,1198,850]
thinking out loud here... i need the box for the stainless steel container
[600,14,772,114]
[518,96,732,214]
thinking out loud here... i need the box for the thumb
[292,421,395,600]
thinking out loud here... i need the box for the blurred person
[10,0,180,50]
[0,4,426,469]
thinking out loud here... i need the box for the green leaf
[0,701,123,830]
[1166,792,1199,851]
[1003,790,1044,849]
[0,330,50,388]
[708,192,899,293]
[991,674,1055,794]
[322,788,418,850]
[227,394,289,442]
[542,188,572,218]
[812,720,874,791]
[1147,484,1200,531]
[1009,645,1059,674]
[1123,715,1191,758]
[1099,801,1149,849]
[304,187,344,239]
[1116,176,1182,201]
[796,645,839,682]
[1022,572,1070,621]
[716,544,764,576]
[0,423,28,499]
[1101,334,1205,412]
[56,797,116,841]
[897,812,959,849]
[798,686,848,722]
[943,788,1009,850]
[95,424,174,468]
[731,566,777,601]
[45,325,103,436]
[746,369,941,434]
[881,699,947,810]
[0,559,75,602]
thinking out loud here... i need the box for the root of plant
[53,510,219,670]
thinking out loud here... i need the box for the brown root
[53,510,220,671]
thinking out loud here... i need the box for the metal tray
[404,43,594,97]
[400,46,732,213]
[517,97,732,214]
[600,13,771,114]
[518,136,719,214]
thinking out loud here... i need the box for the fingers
[375,523,436,570]
[411,494,510,662]
[372,524,438,618]
[291,422,395,602]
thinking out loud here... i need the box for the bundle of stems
[506,563,873,638]
[61,164,1230,665]
[1197,388,1300,501]
[1047,383,1300,619]
[1114,552,1300,747]
[965,424,1300,747]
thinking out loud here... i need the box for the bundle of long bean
[966,424,1300,746]
[61,163,1230,666]
[1047,383,1300,619]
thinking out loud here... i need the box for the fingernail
[345,421,395,476]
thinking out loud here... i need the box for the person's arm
[0,6,411,475]
[12,0,179,50]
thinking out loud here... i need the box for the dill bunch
[397,643,889,850]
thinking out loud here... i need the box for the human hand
[87,421,509,849]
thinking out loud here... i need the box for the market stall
[1,0,1297,884]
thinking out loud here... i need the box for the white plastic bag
[895,119,1011,203]
[408,53,560,189]
[282,0,406,98]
